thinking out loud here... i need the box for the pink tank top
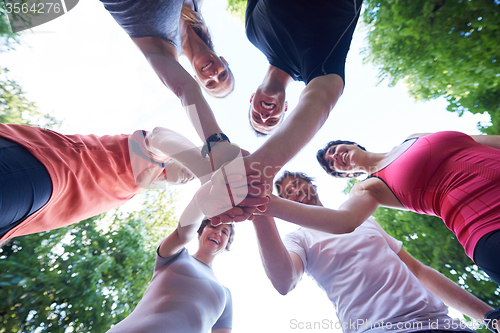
[371,131,500,259]
[0,124,142,240]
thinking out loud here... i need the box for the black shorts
[0,136,52,238]
[474,229,500,286]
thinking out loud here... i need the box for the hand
[193,174,269,224]
[242,154,278,198]
[208,155,270,221]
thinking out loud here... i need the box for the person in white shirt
[252,171,499,333]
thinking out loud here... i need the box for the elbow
[172,79,200,101]
[271,277,298,295]
[344,224,357,234]
[274,282,294,296]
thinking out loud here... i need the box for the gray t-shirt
[107,248,232,333]
[100,0,198,55]
[284,217,472,333]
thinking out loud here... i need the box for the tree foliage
[0,2,18,52]
[0,68,59,127]
[1,6,58,128]
[227,0,247,22]
[0,190,178,333]
[362,0,500,134]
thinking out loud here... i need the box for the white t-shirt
[283,217,472,333]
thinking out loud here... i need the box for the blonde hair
[181,5,214,51]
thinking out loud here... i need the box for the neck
[260,64,293,94]
[181,22,208,61]
[193,249,215,267]
[359,152,388,174]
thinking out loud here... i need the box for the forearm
[148,127,212,182]
[252,216,298,294]
[416,265,493,320]
[135,38,223,141]
[471,135,500,150]
[178,195,205,241]
[159,196,204,257]
[180,84,224,140]
[262,196,360,234]
[251,75,342,170]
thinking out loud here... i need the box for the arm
[261,191,378,234]
[470,135,500,150]
[148,126,212,183]
[132,37,222,141]
[398,249,495,324]
[247,74,344,183]
[159,194,204,258]
[407,133,431,139]
[252,215,304,295]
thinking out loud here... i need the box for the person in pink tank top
[253,131,499,293]
[308,131,500,287]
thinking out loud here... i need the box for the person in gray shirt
[106,187,242,332]
[100,0,234,146]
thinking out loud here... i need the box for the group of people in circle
[0,0,499,332]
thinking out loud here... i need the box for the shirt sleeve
[212,286,233,330]
[128,130,170,189]
[283,229,308,273]
[367,217,403,254]
[154,246,186,271]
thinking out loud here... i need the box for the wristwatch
[201,133,230,158]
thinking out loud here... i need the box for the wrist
[201,133,230,158]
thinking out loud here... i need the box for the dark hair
[274,170,317,198]
[316,140,367,178]
[197,219,235,251]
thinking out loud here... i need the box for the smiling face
[199,224,232,255]
[279,176,318,206]
[249,89,287,134]
[323,144,363,175]
[193,54,234,98]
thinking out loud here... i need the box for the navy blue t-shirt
[245,0,363,85]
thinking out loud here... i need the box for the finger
[233,214,252,223]
[246,174,262,184]
[257,204,267,212]
[246,184,268,197]
[223,206,245,217]
[210,217,222,226]
[218,214,235,224]
[237,196,270,207]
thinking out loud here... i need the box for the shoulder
[352,178,383,193]
[284,228,307,242]
[406,133,431,140]
[155,246,187,270]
